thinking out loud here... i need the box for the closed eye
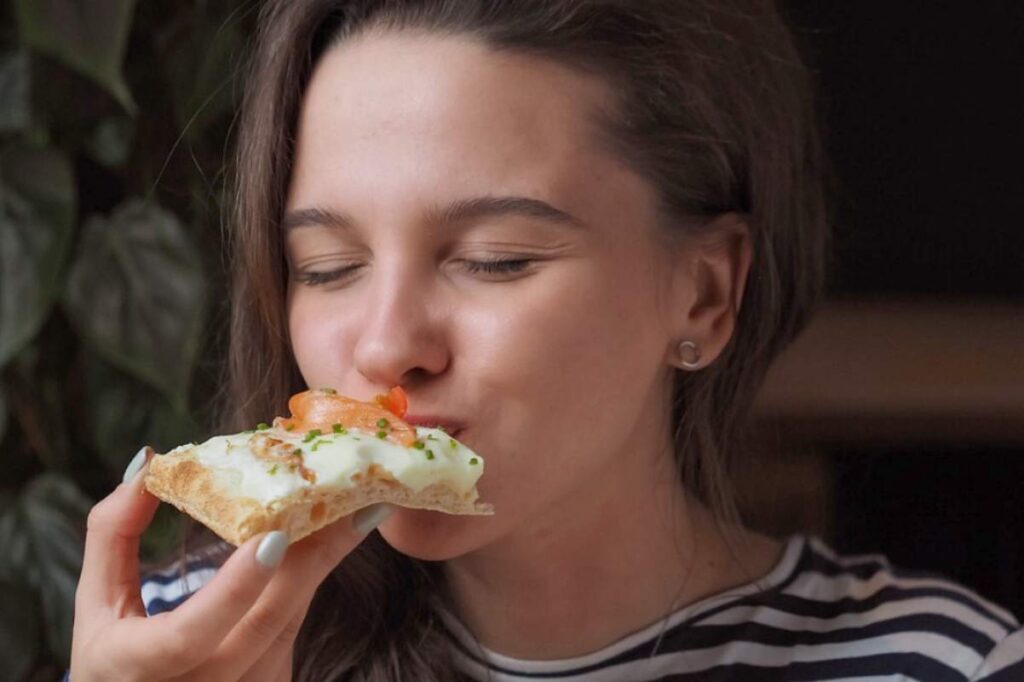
[292,265,363,286]
[292,257,535,287]
[461,258,532,276]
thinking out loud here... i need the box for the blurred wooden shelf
[752,297,1024,444]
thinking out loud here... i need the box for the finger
[118,529,287,678]
[207,505,392,680]
[238,622,296,682]
[77,447,159,613]
[232,581,312,682]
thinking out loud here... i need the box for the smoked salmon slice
[274,387,417,447]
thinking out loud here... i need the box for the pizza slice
[144,387,492,546]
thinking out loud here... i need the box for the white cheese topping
[165,426,483,505]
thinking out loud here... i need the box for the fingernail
[353,504,393,535]
[122,446,152,484]
[256,531,289,569]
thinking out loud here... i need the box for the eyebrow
[281,195,583,232]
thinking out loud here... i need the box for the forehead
[288,31,658,229]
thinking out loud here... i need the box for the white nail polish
[122,446,150,484]
[353,504,393,535]
[256,531,289,569]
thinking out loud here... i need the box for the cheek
[489,259,664,414]
[463,257,667,488]
[287,288,351,385]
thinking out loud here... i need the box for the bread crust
[145,449,493,546]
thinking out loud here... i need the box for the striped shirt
[134,535,1024,681]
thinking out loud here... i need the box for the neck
[442,444,780,660]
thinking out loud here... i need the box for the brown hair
[221,1,828,678]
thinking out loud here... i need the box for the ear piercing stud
[675,340,701,369]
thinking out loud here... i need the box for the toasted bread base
[145,451,493,546]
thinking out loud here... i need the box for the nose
[352,263,450,389]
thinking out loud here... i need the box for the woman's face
[285,32,687,559]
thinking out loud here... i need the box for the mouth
[403,415,466,439]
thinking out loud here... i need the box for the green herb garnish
[376,430,388,439]
[332,423,345,433]
[376,417,390,429]
[449,438,457,449]
[285,424,295,431]
[311,439,329,452]
[268,464,279,475]
[303,429,322,443]
[256,422,270,430]
[469,457,479,465]
[426,450,435,460]
[412,440,426,450]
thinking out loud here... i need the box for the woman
[70,1,1023,680]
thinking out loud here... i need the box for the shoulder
[716,535,1024,681]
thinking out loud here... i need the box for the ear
[665,213,752,368]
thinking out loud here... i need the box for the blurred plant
[0,1,255,677]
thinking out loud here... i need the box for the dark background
[781,1,1024,618]
[786,1,1024,298]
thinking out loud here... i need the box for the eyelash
[293,258,533,286]
[294,267,360,286]
[461,258,532,275]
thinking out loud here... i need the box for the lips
[402,415,466,438]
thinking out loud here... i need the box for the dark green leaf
[12,0,137,113]
[64,199,205,407]
[0,474,92,666]
[0,581,40,682]
[0,50,31,133]
[0,142,76,369]
[84,351,197,476]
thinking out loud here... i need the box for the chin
[376,507,494,561]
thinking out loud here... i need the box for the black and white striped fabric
[442,536,1024,681]
[135,535,1024,681]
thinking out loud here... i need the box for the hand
[70,447,391,682]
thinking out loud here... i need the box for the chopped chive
[294,447,303,455]
[376,430,388,439]
[376,417,390,429]
[426,450,435,460]
[469,457,479,465]
[332,423,344,433]
[426,434,437,441]
[268,464,279,475]
[303,429,322,443]
[436,426,447,434]
[311,439,329,452]
[412,440,426,450]
[449,438,457,449]
[285,424,295,431]
[256,422,270,430]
